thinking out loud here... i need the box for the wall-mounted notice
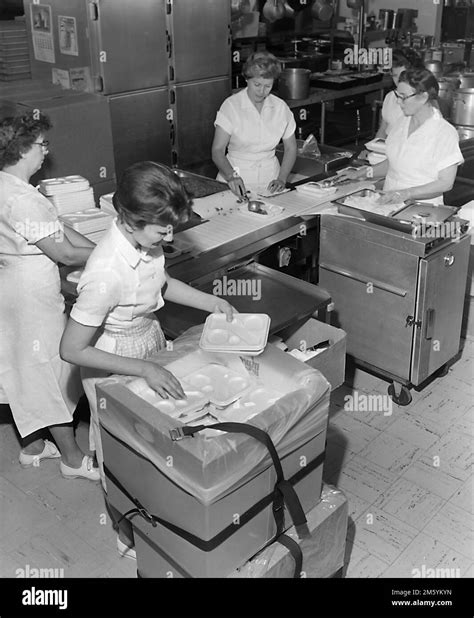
[58,16,78,56]
[30,4,55,63]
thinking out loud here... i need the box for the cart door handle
[424,308,435,340]
[319,263,407,297]
[444,253,455,267]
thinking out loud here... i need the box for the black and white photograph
[0,1,472,617]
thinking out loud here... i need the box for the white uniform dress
[214,88,296,193]
[381,90,404,136]
[0,171,81,436]
[384,108,464,205]
[70,220,167,487]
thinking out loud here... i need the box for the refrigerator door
[109,88,172,177]
[173,77,231,167]
[410,234,470,386]
[169,0,231,82]
[88,0,168,94]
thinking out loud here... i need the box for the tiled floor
[0,339,472,579]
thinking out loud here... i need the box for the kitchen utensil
[279,67,311,99]
[451,88,474,127]
[424,60,443,79]
[262,0,285,22]
[312,0,334,21]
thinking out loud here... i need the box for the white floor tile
[373,478,445,531]
[329,412,381,454]
[351,507,419,565]
[400,457,466,501]
[385,414,442,450]
[450,477,474,515]
[335,455,399,504]
[424,430,473,475]
[358,432,423,475]
[341,488,372,523]
[344,540,390,578]
[381,532,472,579]
[423,502,474,561]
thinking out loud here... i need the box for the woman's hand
[377,189,410,205]
[211,297,236,322]
[228,175,247,198]
[267,178,286,194]
[141,361,186,399]
[335,167,365,182]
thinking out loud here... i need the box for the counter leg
[320,102,326,145]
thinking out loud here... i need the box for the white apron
[82,314,166,489]
[0,253,81,437]
[217,152,280,194]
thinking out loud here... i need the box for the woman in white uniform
[60,161,235,557]
[375,50,422,139]
[339,69,463,205]
[212,51,297,197]
[0,111,99,481]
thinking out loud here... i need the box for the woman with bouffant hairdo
[212,51,297,197]
[0,110,99,481]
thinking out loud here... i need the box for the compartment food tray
[200,313,271,352]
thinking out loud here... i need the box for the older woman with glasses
[0,111,99,481]
[212,51,297,197]
[375,49,423,140]
[339,68,463,205]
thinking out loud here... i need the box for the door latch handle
[405,315,421,328]
[444,253,455,267]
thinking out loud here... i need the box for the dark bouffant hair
[398,68,440,104]
[112,161,193,230]
[392,49,424,71]
[0,110,51,169]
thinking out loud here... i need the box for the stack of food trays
[199,313,271,356]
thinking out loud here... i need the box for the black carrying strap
[105,421,320,577]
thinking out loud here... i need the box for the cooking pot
[312,0,334,21]
[424,60,443,79]
[279,68,311,100]
[455,124,474,141]
[458,73,474,89]
[262,0,285,22]
[451,88,474,127]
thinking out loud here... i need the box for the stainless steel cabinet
[109,88,172,176]
[173,77,231,167]
[319,215,470,404]
[87,0,169,94]
[169,0,231,83]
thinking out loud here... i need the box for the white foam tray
[182,363,251,408]
[200,313,270,353]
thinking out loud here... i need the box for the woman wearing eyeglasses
[375,50,423,140]
[0,111,99,480]
[339,69,463,205]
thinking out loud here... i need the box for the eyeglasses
[394,91,418,103]
[33,140,49,149]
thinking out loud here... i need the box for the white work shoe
[117,536,137,560]
[60,455,100,482]
[19,439,61,468]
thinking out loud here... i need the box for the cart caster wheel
[437,364,450,378]
[388,383,412,406]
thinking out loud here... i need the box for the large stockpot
[451,88,474,127]
[455,124,474,141]
[279,67,311,100]
[424,60,443,79]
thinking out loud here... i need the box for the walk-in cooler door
[410,234,470,386]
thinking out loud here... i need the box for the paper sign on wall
[58,16,78,56]
[30,4,55,63]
